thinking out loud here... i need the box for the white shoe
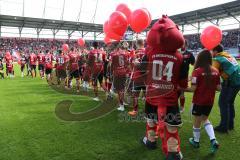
[123,101,129,106]
[117,105,125,111]
[76,90,80,93]
[93,97,100,101]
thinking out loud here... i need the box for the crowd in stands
[184,29,240,50]
[0,29,239,56]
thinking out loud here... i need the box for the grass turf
[0,64,239,160]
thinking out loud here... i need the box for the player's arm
[184,69,198,92]
[212,59,229,80]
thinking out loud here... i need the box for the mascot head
[147,15,184,53]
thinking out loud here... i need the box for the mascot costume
[142,15,187,160]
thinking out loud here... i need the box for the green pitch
[0,64,239,160]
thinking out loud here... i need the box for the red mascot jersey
[30,53,37,65]
[68,52,80,71]
[131,48,146,84]
[145,49,185,107]
[111,49,129,77]
[88,49,105,75]
[45,53,54,69]
[37,53,45,65]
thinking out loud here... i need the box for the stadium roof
[160,0,240,26]
[0,15,103,33]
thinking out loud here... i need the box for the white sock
[193,127,201,142]
[204,120,216,141]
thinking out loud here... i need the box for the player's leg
[189,104,202,148]
[92,75,99,101]
[179,90,185,112]
[142,101,158,149]
[163,106,183,160]
[75,70,81,93]
[201,105,219,153]
[116,77,126,111]
[128,83,140,116]
[21,65,25,77]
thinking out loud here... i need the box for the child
[186,49,221,153]
[0,60,4,79]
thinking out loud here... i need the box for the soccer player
[45,50,54,82]
[5,52,14,78]
[56,50,68,87]
[88,42,106,101]
[178,40,195,112]
[20,53,26,77]
[110,41,129,111]
[186,50,220,153]
[30,52,37,78]
[128,39,146,116]
[68,48,81,92]
[37,51,45,79]
[0,59,4,79]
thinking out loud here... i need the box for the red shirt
[5,56,13,70]
[192,67,220,106]
[30,53,37,65]
[131,48,146,84]
[111,49,129,77]
[45,53,54,69]
[56,54,68,70]
[69,52,80,71]
[37,53,45,65]
[88,49,105,74]
[145,49,185,107]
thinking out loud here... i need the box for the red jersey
[145,49,185,106]
[111,49,129,77]
[131,48,146,84]
[30,53,37,65]
[69,52,80,71]
[5,55,13,70]
[88,49,105,74]
[37,53,45,65]
[45,53,54,69]
[191,67,220,106]
[56,54,68,70]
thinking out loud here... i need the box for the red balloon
[104,37,112,44]
[62,44,69,52]
[104,21,122,41]
[77,38,85,47]
[130,9,151,33]
[142,8,152,26]
[200,25,222,50]
[106,31,122,41]
[116,3,131,23]
[103,21,109,34]
[108,11,128,37]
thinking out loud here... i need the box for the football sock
[204,120,216,141]
[180,96,185,108]
[193,127,201,142]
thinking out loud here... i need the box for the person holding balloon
[200,25,240,133]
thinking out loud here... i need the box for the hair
[194,49,213,86]
[71,47,74,52]
[93,41,99,49]
[46,50,49,53]
[58,50,62,54]
[136,39,144,47]
[212,44,224,53]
